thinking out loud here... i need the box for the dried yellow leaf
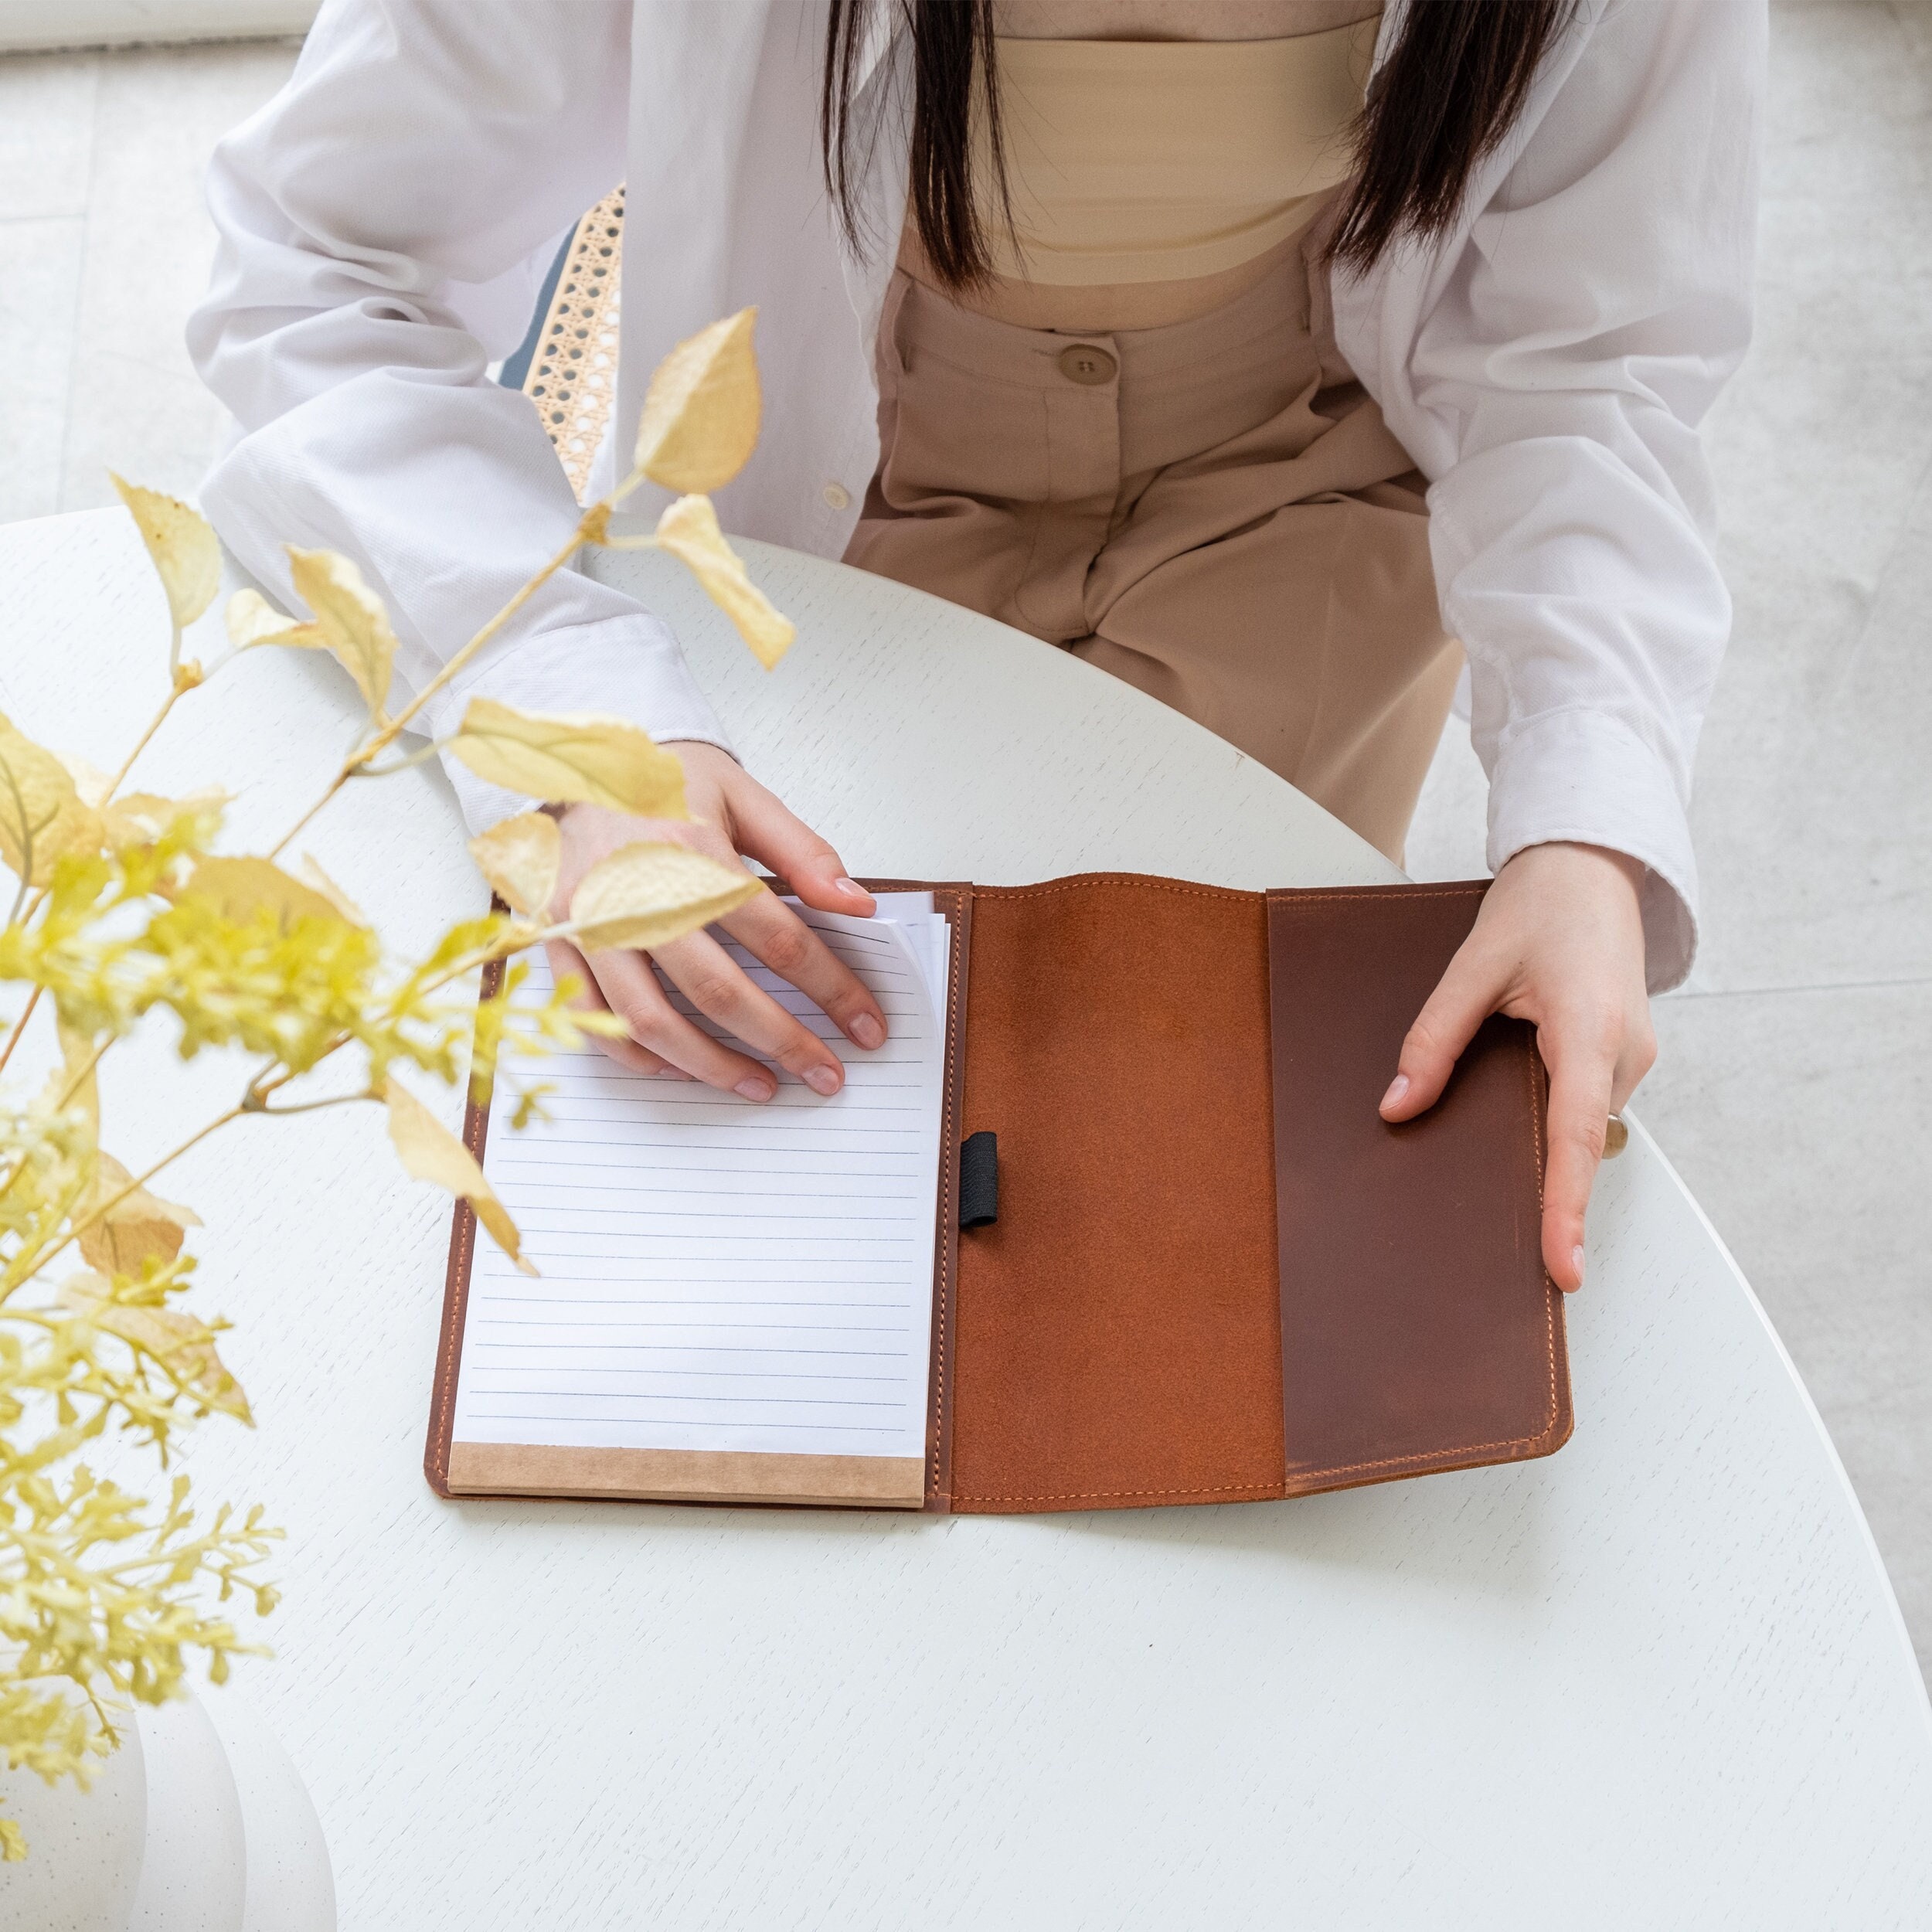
[469,811,561,917]
[384,1078,533,1274]
[110,475,222,631]
[77,1155,202,1278]
[60,1272,249,1423]
[449,698,689,819]
[285,548,399,716]
[54,751,114,810]
[653,495,795,669]
[170,854,345,927]
[226,587,312,650]
[104,787,226,849]
[633,308,761,493]
[0,712,104,884]
[296,854,369,927]
[566,840,760,953]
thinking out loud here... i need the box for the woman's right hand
[543,743,888,1100]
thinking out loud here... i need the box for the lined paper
[451,898,949,1461]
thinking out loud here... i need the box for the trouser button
[1056,343,1117,386]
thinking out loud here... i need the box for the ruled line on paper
[451,896,949,1461]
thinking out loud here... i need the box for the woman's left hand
[1377,841,1656,1293]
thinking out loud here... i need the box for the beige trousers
[842,252,1460,865]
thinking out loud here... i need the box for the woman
[188,0,1764,1292]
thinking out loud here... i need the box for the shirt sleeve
[185,0,734,837]
[1410,0,1765,990]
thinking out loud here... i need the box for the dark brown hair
[821,1,1576,285]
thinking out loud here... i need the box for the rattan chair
[499,185,625,502]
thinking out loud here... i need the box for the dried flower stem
[0,985,39,1080]
[352,740,447,780]
[0,672,199,1084]
[2,317,782,1858]
[250,1094,369,1120]
[100,684,185,804]
[15,1105,245,1288]
[266,502,610,862]
[55,1038,108,1113]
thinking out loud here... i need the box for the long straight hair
[821,0,1575,285]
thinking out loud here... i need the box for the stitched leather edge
[925,888,971,1512]
[957,1481,1284,1505]
[972,875,1257,903]
[974,877,1501,906]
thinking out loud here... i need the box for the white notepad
[446,896,950,1502]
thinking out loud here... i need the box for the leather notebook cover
[426,875,1570,1514]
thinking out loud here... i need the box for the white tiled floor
[0,39,298,518]
[2,10,1928,1671]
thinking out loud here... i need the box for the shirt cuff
[1485,709,1700,993]
[412,614,736,836]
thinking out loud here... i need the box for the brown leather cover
[940,875,1566,1514]
[425,873,1570,1512]
[1269,884,1570,1494]
[946,877,1286,1512]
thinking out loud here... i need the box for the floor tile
[59,39,296,510]
[0,214,83,521]
[1693,447,1932,994]
[1404,709,1489,885]
[1889,0,1932,71]
[0,50,97,219]
[1693,287,1932,995]
[1636,978,1932,1672]
[1767,0,1932,135]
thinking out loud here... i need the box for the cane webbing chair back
[520,184,626,502]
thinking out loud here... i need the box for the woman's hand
[1378,842,1655,1293]
[543,743,886,1100]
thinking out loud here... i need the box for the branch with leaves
[0,308,788,1859]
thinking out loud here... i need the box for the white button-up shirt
[188,0,1765,990]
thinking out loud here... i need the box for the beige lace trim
[521,184,624,502]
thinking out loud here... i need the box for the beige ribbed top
[975,15,1379,287]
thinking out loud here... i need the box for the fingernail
[850,1013,885,1049]
[1570,1245,1587,1289]
[735,1075,774,1103]
[1380,1073,1410,1111]
[803,1064,842,1097]
[836,876,868,900]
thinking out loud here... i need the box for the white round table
[3,509,1928,1930]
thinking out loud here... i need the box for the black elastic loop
[959,1131,998,1229]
